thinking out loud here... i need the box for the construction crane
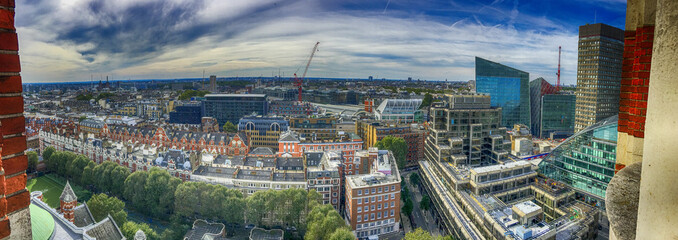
[294,42,320,102]
[556,46,561,92]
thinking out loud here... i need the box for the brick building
[355,120,426,167]
[0,0,33,237]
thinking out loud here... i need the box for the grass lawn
[27,176,65,209]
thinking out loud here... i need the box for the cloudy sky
[16,0,626,84]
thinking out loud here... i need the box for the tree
[246,191,267,226]
[82,161,96,186]
[305,204,349,240]
[223,121,237,133]
[110,166,131,197]
[420,93,433,109]
[409,172,420,186]
[121,221,158,240]
[420,195,431,211]
[27,151,39,173]
[375,136,408,169]
[404,228,436,240]
[328,228,355,240]
[124,171,149,214]
[87,193,127,226]
[402,198,414,216]
[69,155,90,184]
[42,146,55,163]
[145,167,181,219]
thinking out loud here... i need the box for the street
[402,171,442,237]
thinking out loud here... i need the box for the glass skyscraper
[538,115,617,207]
[475,57,530,128]
[529,77,557,137]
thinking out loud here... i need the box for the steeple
[60,180,77,203]
[60,180,77,223]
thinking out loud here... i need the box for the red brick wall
[0,0,29,238]
[617,25,654,172]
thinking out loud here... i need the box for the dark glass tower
[540,94,576,139]
[475,57,531,128]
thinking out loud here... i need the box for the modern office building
[169,103,203,125]
[238,115,289,149]
[203,94,268,126]
[374,99,424,123]
[268,101,317,116]
[355,120,426,168]
[529,78,557,137]
[475,57,531,128]
[539,115,617,208]
[425,94,511,167]
[540,94,576,139]
[574,23,624,132]
[345,149,401,239]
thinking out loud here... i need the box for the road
[403,171,442,236]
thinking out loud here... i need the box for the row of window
[357,185,396,196]
[356,210,395,223]
[357,201,396,213]
[356,218,396,231]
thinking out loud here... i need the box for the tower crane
[294,42,320,102]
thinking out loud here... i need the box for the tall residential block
[574,23,624,132]
[0,0,33,238]
[475,57,531,128]
[202,94,268,126]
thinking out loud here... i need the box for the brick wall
[0,0,32,238]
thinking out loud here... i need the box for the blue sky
[15,0,626,84]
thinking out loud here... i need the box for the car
[245,224,255,230]
[286,226,297,232]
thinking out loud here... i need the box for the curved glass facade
[538,115,617,205]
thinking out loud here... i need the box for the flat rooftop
[471,160,532,175]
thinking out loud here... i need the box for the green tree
[403,198,414,216]
[82,161,96,186]
[420,93,433,109]
[87,193,127,226]
[305,204,349,240]
[27,151,39,173]
[420,195,431,211]
[222,121,237,133]
[69,155,90,184]
[375,136,408,169]
[42,146,56,163]
[121,221,159,240]
[110,166,131,197]
[410,172,420,186]
[246,191,267,226]
[93,161,118,193]
[145,168,181,219]
[404,228,436,240]
[124,171,149,213]
[328,228,355,240]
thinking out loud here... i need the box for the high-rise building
[202,94,268,126]
[529,77,557,137]
[540,94,576,139]
[539,115,617,207]
[475,57,531,128]
[209,75,217,92]
[574,23,624,132]
[424,94,510,167]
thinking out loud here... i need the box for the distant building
[268,101,317,116]
[574,23,624,132]
[201,117,220,133]
[509,124,532,157]
[540,94,576,139]
[203,94,268,126]
[78,119,105,137]
[169,103,203,125]
[529,78,557,137]
[278,131,363,175]
[209,75,217,92]
[374,99,424,123]
[289,116,338,141]
[239,115,289,149]
[539,115,617,208]
[345,149,401,239]
[475,57,531,128]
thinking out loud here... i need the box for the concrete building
[424,94,510,167]
[345,149,401,239]
[268,101,317,116]
[355,120,426,168]
[203,94,268,126]
[475,57,531,128]
[574,23,624,132]
[374,99,424,123]
[539,115,617,208]
[238,115,289,149]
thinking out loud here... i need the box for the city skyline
[16,0,625,83]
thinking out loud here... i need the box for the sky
[15,0,626,84]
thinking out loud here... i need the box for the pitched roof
[73,202,96,227]
[60,181,77,202]
[249,147,274,156]
[85,215,125,240]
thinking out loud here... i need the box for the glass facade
[475,57,530,128]
[539,115,617,207]
[529,78,557,137]
[540,94,575,139]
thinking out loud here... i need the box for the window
[364,215,368,221]
[378,196,382,201]
[358,207,362,213]
[371,213,375,220]
[378,187,382,193]
[372,188,376,194]
[358,199,362,204]
[358,190,362,195]
[385,195,389,200]
[377,204,381,210]
[357,215,362,222]
[365,198,369,203]
[371,205,375,211]
[377,212,381,218]
[390,209,394,216]
[364,206,368,212]
[371,197,375,202]
[391,201,395,207]
[391,186,395,191]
